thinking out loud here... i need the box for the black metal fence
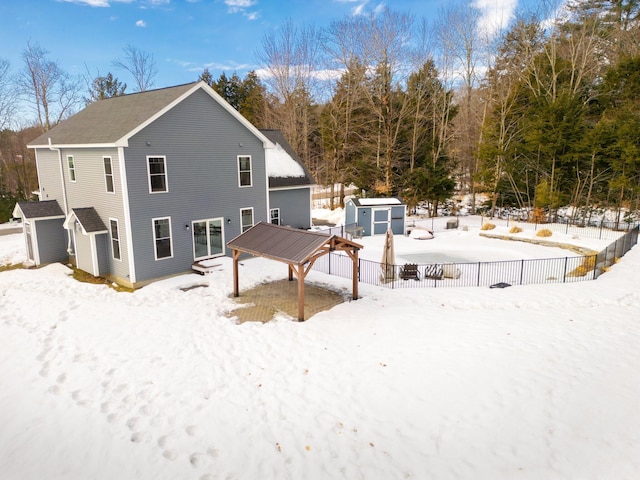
[312,225,639,289]
[314,223,358,238]
[411,216,639,241]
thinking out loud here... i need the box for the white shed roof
[356,198,403,206]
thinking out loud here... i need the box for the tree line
[1,0,639,223]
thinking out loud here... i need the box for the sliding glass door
[192,218,224,260]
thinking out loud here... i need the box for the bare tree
[257,19,322,165]
[0,58,17,130]
[113,44,157,92]
[17,41,82,131]
[435,2,488,209]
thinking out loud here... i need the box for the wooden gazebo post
[232,249,241,297]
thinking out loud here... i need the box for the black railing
[314,223,358,238]
[312,226,638,289]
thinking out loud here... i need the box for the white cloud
[224,0,259,20]
[60,0,110,6]
[472,0,517,37]
[59,0,134,6]
[136,19,147,27]
[349,1,387,17]
[224,0,256,12]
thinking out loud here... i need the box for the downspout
[48,138,73,254]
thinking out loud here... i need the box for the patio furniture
[425,264,444,280]
[400,263,420,281]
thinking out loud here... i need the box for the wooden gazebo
[227,222,363,321]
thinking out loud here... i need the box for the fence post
[563,257,568,283]
[328,252,332,275]
[477,262,481,287]
[520,259,525,285]
[599,219,603,240]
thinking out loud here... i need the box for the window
[240,208,254,233]
[192,218,224,260]
[270,208,280,225]
[67,155,76,182]
[148,156,168,193]
[152,217,173,259]
[104,157,114,193]
[110,219,121,260]
[238,155,252,187]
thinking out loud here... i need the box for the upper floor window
[270,208,280,225]
[152,217,173,260]
[240,207,254,233]
[238,155,252,187]
[148,156,168,193]
[67,155,76,182]
[110,218,121,260]
[104,157,115,193]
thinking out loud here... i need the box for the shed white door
[372,208,391,235]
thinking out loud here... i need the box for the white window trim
[152,216,173,260]
[192,217,225,261]
[147,155,168,194]
[109,218,122,261]
[237,155,253,188]
[240,207,254,233]
[67,155,76,183]
[270,208,280,225]
[104,156,115,194]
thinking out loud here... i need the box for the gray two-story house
[13,81,314,288]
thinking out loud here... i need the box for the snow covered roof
[260,129,314,188]
[351,197,405,207]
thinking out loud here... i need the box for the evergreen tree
[86,73,126,104]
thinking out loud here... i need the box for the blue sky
[1,0,535,92]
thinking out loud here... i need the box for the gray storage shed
[345,197,406,236]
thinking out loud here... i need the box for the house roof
[227,222,361,265]
[68,208,108,234]
[260,129,315,188]
[14,200,65,220]
[28,82,273,149]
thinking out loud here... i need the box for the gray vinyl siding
[35,149,65,203]
[123,88,268,283]
[35,218,67,264]
[345,201,356,226]
[390,205,406,235]
[358,208,372,236]
[55,147,131,281]
[269,188,311,229]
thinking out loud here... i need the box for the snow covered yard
[1,226,639,480]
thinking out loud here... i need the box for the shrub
[481,222,496,230]
[536,228,553,237]
[569,265,589,277]
[531,207,546,224]
[509,226,523,234]
[567,255,596,277]
[582,256,596,270]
